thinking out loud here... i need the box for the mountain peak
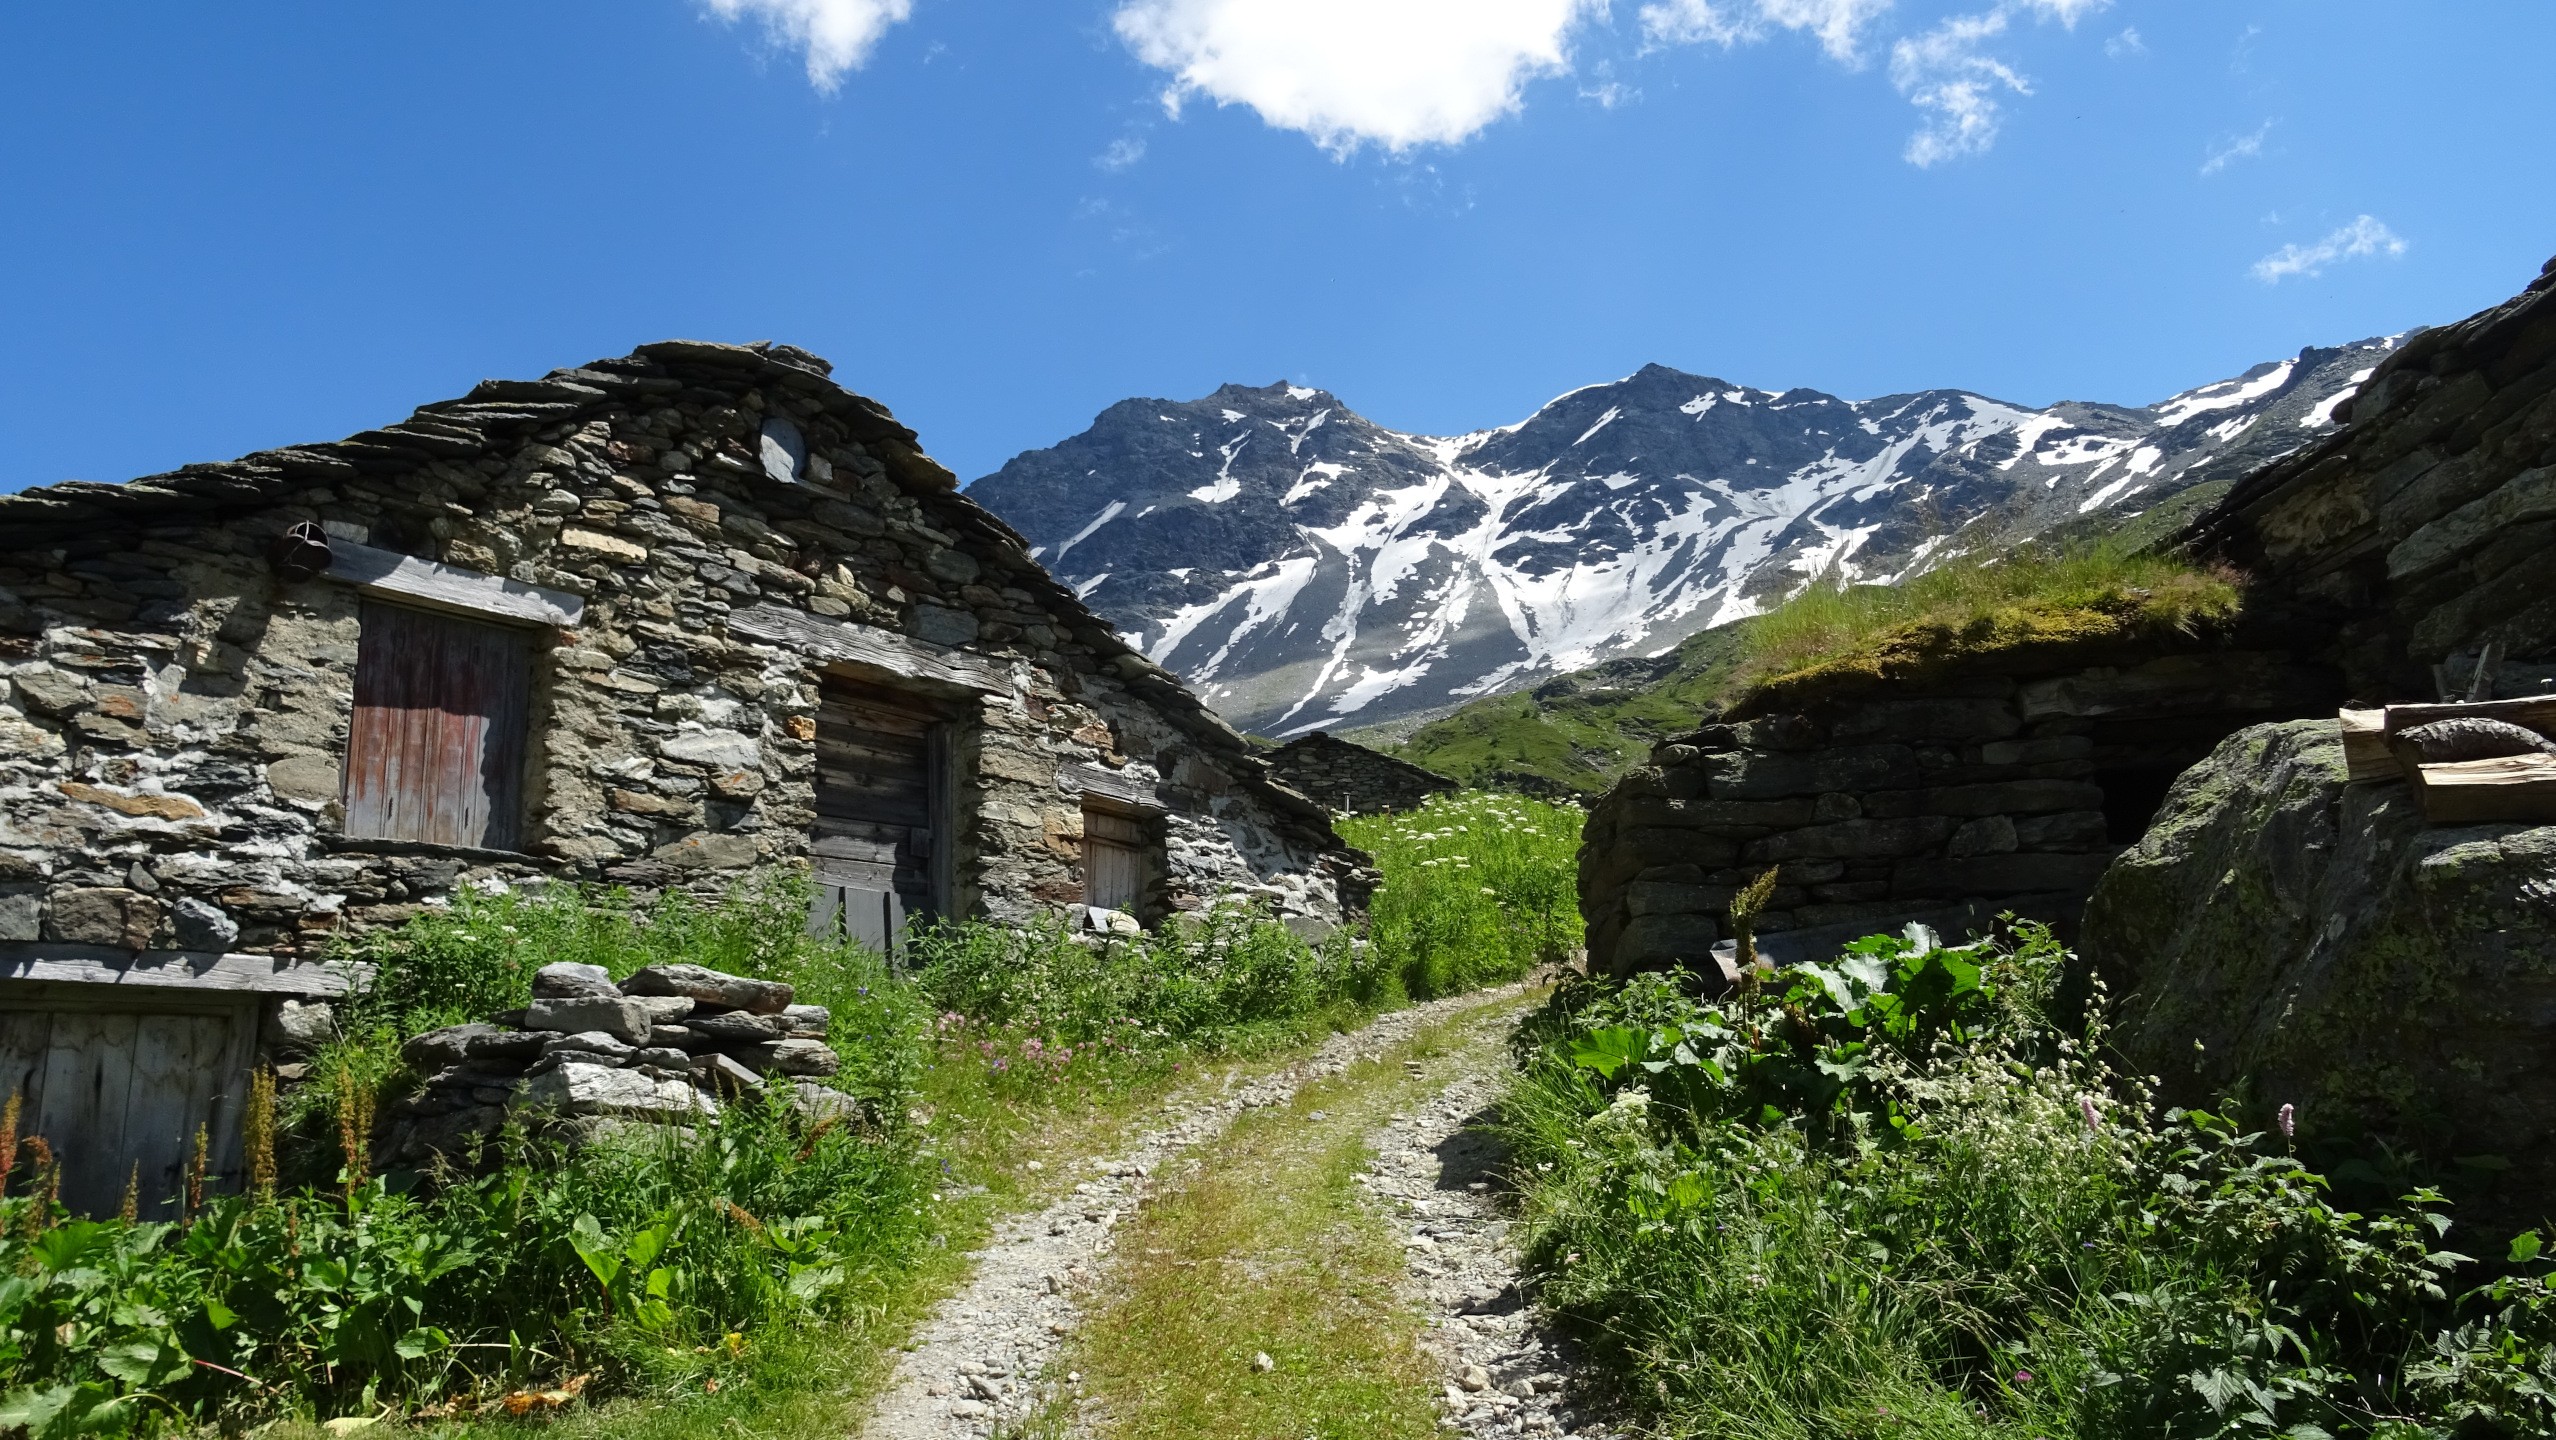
[970,336,2398,736]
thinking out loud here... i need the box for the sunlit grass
[1340,791,1585,998]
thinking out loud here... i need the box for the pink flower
[2278,1102,2295,1139]
[2079,1097,2102,1132]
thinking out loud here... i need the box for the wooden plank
[345,601,531,849]
[0,1011,51,1131]
[0,945,355,996]
[40,1012,140,1218]
[2340,709,2395,782]
[123,1011,235,1219]
[325,539,584,628]
[2407,753,2556,825]
[1085,835,1144,912]
[2340,697,2556,782]
[929,723,959,920]
[729,602,1005,694]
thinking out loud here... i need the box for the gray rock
[517,1061,718,1121]
[629,994,696,1024]
[532,962,618,999]
[523,996,652,1043]
[269,998,338,1057]
[649,1023,697,1048]
[172,896,241,950]
[402,1022,510,1072]
[2082,718,2556,1236]
[737,1037,841,1077]
[619,963,792,1015]
[695,1051,765,1094]
[629,1046,692,1070]
[780,1003,831,1037]
[684,1009,786,1044]
[790,1081,860,1122]
[1946,815,2018,857]
[543,1029,636,1064]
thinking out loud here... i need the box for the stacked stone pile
[379,960,850,1165]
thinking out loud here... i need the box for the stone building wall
[1264,733,1458,815]
[1580,643,2337,976]
[0,340,1365,962]
[2189,253,2556,703]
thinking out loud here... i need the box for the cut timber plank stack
[2339,694,2556,825]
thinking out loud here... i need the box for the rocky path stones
[1363,1037,1623,1439]
[858,985,1537,1440]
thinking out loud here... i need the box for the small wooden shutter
[0,992,255,1220]
[809,679,952,952]
[343,601,532,850]
[1083,806,1149,913]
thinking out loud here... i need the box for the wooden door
[343,600,532,850]
[0,989,254,1219]
[810,679,952,952]
[1083,807,1149,913]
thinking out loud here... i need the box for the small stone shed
[1582,252,2556,981]
[1263,733,1458,815]
[0,339,1369,1214]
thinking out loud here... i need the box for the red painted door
[343,601,531,850]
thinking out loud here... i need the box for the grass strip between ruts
[1047,990,1534,1440]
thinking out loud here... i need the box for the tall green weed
[1340,791,1583,997]
[1506,926,2556,1439]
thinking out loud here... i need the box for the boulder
[780,1003,831,1037]
[2082,718,2556,1234]
[269,999,339,1057]
[736,1037,842,1078]
[619,963,792,1015]
[532,962,619,999]
[517,1061,718,1121]
[523,996,652,1044]
[629,995,696,1024]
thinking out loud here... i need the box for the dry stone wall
[0,341,1367,961]
[1580,645,2336,976]
[2191,253,2556,703]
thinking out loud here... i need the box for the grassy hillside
[1355,539,2239,797]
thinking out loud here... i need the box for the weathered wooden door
[0,988,255,1219]
[343,600,532,850]
[810,679,954,953]
[1083,807,1148,913]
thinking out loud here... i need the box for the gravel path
[1363,1032,1624,1439]
[857,984,1535,1439]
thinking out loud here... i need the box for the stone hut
[1264,732,1459,814]
[1580,253,2556,981]
[0,339,1369,1214]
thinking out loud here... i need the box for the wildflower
[2014,1369,2033,1384]
[2278,1102,2295,1138]
[2079,1096,2102,1133]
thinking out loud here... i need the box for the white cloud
[2252,216,2409,284]
[1889,0,2103,167]
[1639,0,1896,64]
[1111,0,1605,155]
[1095,135,1149,171]
[2103,25,2144,56]
[2201,120,2274,176]
[699,0,912,91]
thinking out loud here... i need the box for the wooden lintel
[729,602,1006,694]
[2406,753,2556,825]
[1068,762,1167,814]
[0,944,363,997]
[325,540,586,629]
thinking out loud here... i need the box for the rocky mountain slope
[967,341,2396,737]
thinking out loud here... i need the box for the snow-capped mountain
[967,341,2395,737]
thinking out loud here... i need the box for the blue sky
[2,2,2550,493]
